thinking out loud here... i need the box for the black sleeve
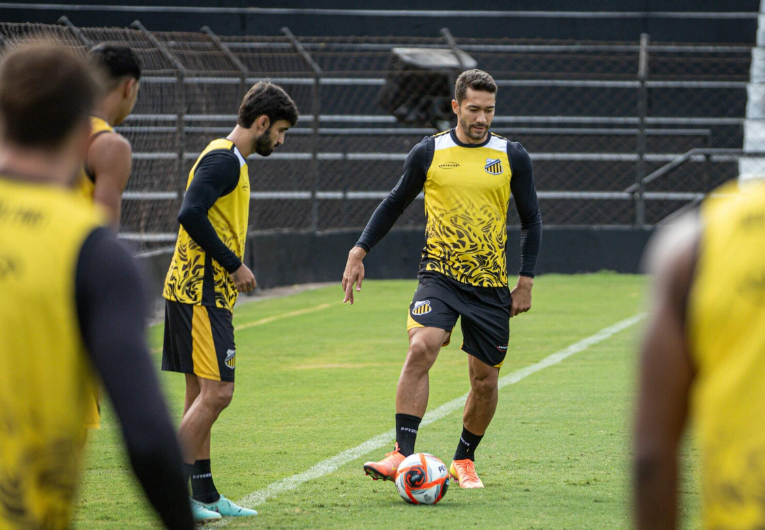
[508,141,542,278]
[356,138,433,252]
[75,228,194,530]
[178,150,243,273]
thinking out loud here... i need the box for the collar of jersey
[232,144,247,167]
[449,128,492,148]
[0,169,60,186]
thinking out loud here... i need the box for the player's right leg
[364,327,449,481]
[162,300,251,519]
[364,275,459,481]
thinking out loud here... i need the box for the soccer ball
[394,453,450,505]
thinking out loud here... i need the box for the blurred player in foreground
[78,43,141,436]
[162,81,298,520]
[342,69,542,488]
[635,180,765,529]
[0,42,192,529]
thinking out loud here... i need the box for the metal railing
[0,20,752,251]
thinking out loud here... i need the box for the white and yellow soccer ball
[394,453,450,505]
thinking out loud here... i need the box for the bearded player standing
[342,69,542,488]
[162,81,298,521]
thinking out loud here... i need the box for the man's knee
[471,371,498,400]
[405,335,440,372]
[200,382,234,412]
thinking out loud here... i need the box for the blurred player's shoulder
[701,179,765,223]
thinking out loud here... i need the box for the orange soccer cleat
[363,443,406,481]
[449,459,485,489]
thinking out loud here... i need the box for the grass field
[73,273,700,529]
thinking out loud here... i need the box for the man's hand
[342,246,367,304]
[230,264,256,293]
[510,276,534,317]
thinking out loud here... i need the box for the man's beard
[461,120,488,140]
[253,130,276,157]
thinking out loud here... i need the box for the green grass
[73,273,700,529]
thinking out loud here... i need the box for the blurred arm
[76,228,194,530]
[89,133,132,230]
[634,217,699,530]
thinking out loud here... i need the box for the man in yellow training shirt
[635,181,765,529]
[342,69,542,488]
[0,42,192,529]
[162,81,299,519]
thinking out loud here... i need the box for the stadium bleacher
[0,3,758,254]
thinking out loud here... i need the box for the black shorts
[407,272,511,368]
[162,299,237,382]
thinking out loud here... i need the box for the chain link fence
[0,21,755,253]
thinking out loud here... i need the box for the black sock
[395,413,421,457]
[454,426,483,461]
[190,459,220,504]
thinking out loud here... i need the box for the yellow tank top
[163,139,250,311]
[424,131,513,287]
[75,116,114,200]
[688,181,765,529]
[0,176,105,529]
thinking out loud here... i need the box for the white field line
[213,312,645,524]
[234,302,334,331]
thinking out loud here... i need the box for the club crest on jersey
[412,300,432,315]
[225,349,236,369]
[484,158,503,175]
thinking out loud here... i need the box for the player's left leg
[450,285,510,488]
[171,303,255,518]
[450,357,500,488]
[180,374,211,502]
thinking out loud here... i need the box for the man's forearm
[519,218,542,278]
[356,196,405,252]
[635,454,679,529]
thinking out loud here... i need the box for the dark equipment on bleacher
[379,47,477,129]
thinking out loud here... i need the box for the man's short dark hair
[238,81,299,129]
[0,41,99,148]
[455,69,497,104]
[89,43,141,90]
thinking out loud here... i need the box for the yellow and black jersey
[688,181,765,529]
[163,139,250,312]
[357,129,542,287]
[0,176,104,528]
[75,116,114,200]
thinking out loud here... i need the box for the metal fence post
[57,16,93,48]
[201,25,249,98]
[131,20,187,197]
[282,26,323,232]
[635,33,649,227]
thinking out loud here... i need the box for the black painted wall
[140,227,654,301]
[246,227,654,289]
[7,1,759,42]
